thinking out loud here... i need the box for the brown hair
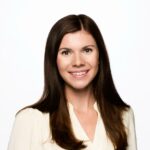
[25,14,129,150]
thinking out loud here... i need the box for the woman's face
[57,30,99,91]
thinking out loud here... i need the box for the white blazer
[8,103,137,150]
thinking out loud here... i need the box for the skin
[56,29,99,141]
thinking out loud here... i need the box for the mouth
[69,70,89,78]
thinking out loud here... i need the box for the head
[44,14,109,104]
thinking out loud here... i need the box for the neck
[65,85,95,112]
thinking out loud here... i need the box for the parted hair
[24,14,129,150]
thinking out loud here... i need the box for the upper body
[8,102,137,150]
[8,14,137,150]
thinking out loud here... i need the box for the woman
[8,14,137,150]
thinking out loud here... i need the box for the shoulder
[123,107,135,122]
[8,108,50,149]
[123,107,137,149]
[12,108,50,140]
[16,108,43,119]
[122,107,136,131]
[15,108,49,125]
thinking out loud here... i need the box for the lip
[68,70,89,78]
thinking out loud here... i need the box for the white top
[8,103,137,150]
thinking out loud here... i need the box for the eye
[83,48,93,53]
[61,49,71,56]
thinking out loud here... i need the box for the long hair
[25,14,129,150]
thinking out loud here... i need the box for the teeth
[72,72,86,76]
[71,71,86,76]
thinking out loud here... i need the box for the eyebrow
[59,45,97,51]
[58,47,72,51]
[82,45,97,49]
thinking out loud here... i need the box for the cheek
[93,58,99,67]
[56,56,70,72]
[56,58,64,75]
[90,56,99,75]
[88,54,99,67]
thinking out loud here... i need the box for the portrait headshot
[7,14,137,150]
[1,0,149,150]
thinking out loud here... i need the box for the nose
[72,53,85,67]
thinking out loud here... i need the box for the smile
[69,70,89,78]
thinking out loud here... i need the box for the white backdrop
[0,0,150,149]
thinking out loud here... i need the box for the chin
[67,83,92,91]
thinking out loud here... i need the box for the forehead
[59,30,97,48]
